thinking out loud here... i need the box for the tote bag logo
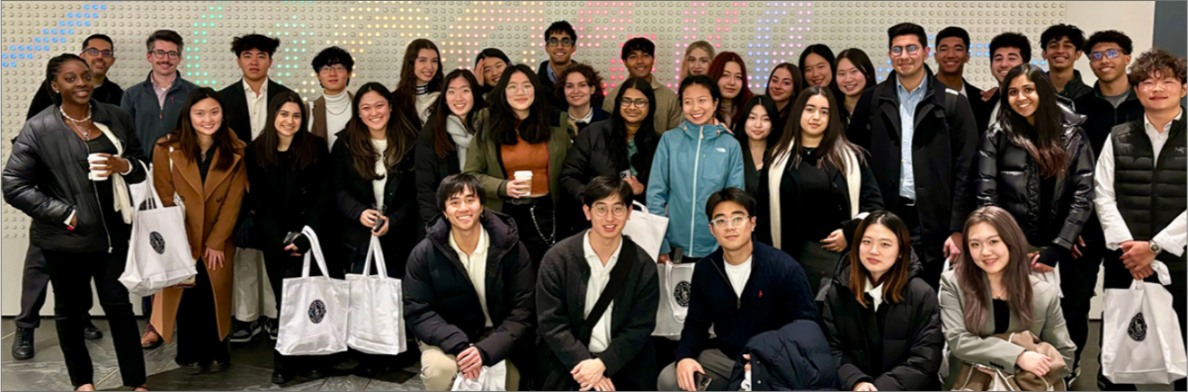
[674,281,692,307]
[308,299,327,324]
[1129,312,1148,341]
[149,232,166,254]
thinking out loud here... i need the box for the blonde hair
[680,40,716,80]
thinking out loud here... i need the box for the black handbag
[233,210,262,249]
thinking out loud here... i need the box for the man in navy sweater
[657,188,818,391]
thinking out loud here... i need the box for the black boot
[10,327,34,360]
[83,320,103,340]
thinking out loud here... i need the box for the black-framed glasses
[890,44,921,57]
[592,204,628,218]
[149,49,181,59]
[546,38,574,48]
[82,48,113,58]
[710,215,750,229]
[620,98,649,108]
[1088,48,1122,62]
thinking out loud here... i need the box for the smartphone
[372,216,385,233]
[694,372,712,391]
[672,247,684,264]
[282,231,300,246]
[619,170,632,179]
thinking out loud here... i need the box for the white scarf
[93,122,134,224]
[766,142,863,249]
[446,115,473,168]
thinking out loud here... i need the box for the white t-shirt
[370,138,388,210]
[724,256,752,298]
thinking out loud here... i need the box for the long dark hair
[165,87,238,171]
[44,53,89,108]
[836,48,878,93]
[427,69,487,158]
[610,77,659,180]
[733,95,781,167]
[999,64,1068,178]
[393,39,444,129]
[486,64,553,145]
[707,51,755,126]
[957,206,1035,335]
[771,86,865,172]
[765,62,804,130]
[799,44,837,90]
[251,91,320,170]
[342,82,417,180]
[848,211,913,308]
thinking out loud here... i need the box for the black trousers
[503,196,556,268]
[895,199,945,289]
[1098,249,1187,391]
[14,245,99,329]
[175,260,229,365]
[42,242,146,389]
[1059,222,1106,369]
[262,247,326,374]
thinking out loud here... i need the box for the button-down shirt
[896,75,928,199]
[582,231,622,354]
[1094,110,1186,256]
[864,278,886,311]
[449,226,493,327]
[153,73,176,110]
[244,78,269,140]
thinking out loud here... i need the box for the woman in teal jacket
[647,75,746,263]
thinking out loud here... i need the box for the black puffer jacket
[728,320,841,390]
[820,254,944,390]
[402,210,535,366]
[559,119,655,204]
[3,102,147,253]
[975,99,1096,251]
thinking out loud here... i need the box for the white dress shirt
[1094,110,1186,256]
[450,226,493,327]
[864,278,886,311]
[582,231,623,354]
[244,77,270,140]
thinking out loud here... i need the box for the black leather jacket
[3,102,147,253]
[975,98,1095,250]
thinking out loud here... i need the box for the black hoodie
[402,210,536,365]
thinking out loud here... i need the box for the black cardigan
[243,134,331,251]
[820,256,944,390]
[536,232,659,390]
[329,136,420,260]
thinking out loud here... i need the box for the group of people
[1,17,1184,392]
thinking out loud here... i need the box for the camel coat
[149,135,248,343]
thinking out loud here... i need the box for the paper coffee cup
[512,170,533,197]
[87,153,109,181]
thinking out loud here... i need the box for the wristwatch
[1150,241,1162,255]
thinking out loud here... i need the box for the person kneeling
[657,188,818,391]
[537,176,660,391]
[403,173,535,390]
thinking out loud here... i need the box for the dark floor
[0,318,1176,391]
[0,318,424,391]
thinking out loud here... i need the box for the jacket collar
[169,137,245,198]
[139,71,188,95]
[876,68,941,105]
[677,119,730,140]
[426,209,521,260]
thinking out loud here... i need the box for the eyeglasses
[620,98,649,108]
[710,215,750,229]
[546,38,575,48]
[1089,49,1123,62]
[319,64,349,73]
[149,49,181,60]
[82,48,113,58]
[592,204,628,218]
[890,44,921,57]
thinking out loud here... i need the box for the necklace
[60,106,94,141]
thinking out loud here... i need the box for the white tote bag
[451,361,508,391]
[276,226,350,356]
[346,235,407,355]
[653,261,696,339]
[622,201,668,262]
[1102,263,1187,385]
[119,162,196,296]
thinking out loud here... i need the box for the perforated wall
[0,0,1068,237]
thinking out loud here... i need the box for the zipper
[710,255,742,310]
[81,137,114,254]
[689,125,704,258]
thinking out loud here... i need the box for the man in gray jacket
[120,29,197,161]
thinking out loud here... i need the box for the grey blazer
[938,270,1076,385]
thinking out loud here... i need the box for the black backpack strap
[578,241,637,344]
